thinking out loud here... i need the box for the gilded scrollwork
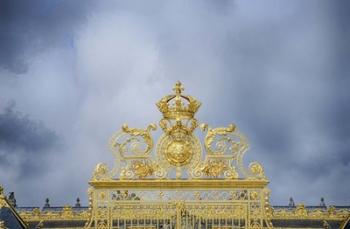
[199,160,239,179]
[108,123,158,179]
[110,123,157,159]
[100,82,269,181]
[196,123,263,180]
[201,123,236,155]
[92,163,110,181]
[249,162,266,179]
[159,118,198,136]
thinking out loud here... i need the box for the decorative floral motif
[131,161,154,178]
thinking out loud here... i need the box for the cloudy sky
[0,0,349,207]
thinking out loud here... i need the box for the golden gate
[84,82,274,229]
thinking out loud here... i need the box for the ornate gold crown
[156,81,201,119]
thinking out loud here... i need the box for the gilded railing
[17,204,350,222]
[84,184,272,229]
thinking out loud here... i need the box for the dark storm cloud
[0,102,60,177]
[331,0,350,78]
[0,0,349,206]
[0,0,94,74]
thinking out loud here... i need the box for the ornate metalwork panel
[86,187,272,229]
[85,82,273,229]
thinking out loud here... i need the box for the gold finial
[173,81,184,95]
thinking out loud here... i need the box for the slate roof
[0,194,27,229]
[272,219,341,228]
[26,220,86,229]
[340,215,350,229]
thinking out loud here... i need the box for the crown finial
[173,81,184,95]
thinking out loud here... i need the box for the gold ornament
[131,161,154,178]
[202,160,227,177]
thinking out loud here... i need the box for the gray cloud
[0,0,94,74]
[0,102,60,177]
[0,0,349,206]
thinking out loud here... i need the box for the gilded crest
[106,81,266,180]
